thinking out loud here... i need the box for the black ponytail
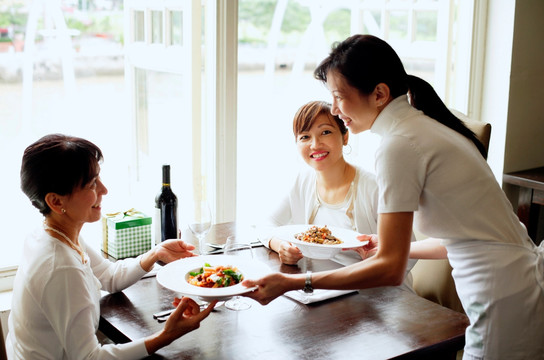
[315,34,487,159]
[407,75,487,159]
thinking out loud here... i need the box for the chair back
[450,109,492,156]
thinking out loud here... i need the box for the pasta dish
[294,225,343,245]
[187,263,243,288]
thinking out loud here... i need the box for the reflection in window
[152,11,163,44]
[415,11,438,41]
[170,11,183,46]
[388,11,409,40]
[360,10,382,34]
[236,0,462,225]
[0,2,127,268]
[323,9,350,45]
[133,68,193,209]
[134,10,145,42]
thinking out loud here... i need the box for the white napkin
[284,289,357,304]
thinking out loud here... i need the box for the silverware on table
[157,314,170,323]
[153,308,175,319]
[153,303,216,322]
[205,240,263,253]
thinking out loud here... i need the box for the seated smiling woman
[6,134,216,359]
[260,100,416,292]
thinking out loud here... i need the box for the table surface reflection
[100,222,469,360]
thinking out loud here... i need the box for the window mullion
[214,0,238,222]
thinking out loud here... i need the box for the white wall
[480,0,515,180]
[503,0,544,173]
[0,291,10,360]
[480,0,544,179]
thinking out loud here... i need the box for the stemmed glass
[224,236,254,311]
[187,200,212,255]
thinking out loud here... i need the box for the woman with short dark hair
[7,133,215,359]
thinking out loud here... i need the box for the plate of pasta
[274,224,367,259]
[156,255,271,301]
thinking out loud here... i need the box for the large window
[0,0,480,285]
[0,0,128,275]
[0,0,219,280]
[236,0,479,225]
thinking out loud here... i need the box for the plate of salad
[157,255,271,301]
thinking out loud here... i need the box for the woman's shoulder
[17,230,85,299]
[293,168,317,187]
[24,229,84,271]
[352,166,379,204]
[353,166,377,185]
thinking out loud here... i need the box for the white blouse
[6,227,149,359]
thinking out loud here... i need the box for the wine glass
[187,200,212,255]
[224,236,254,311]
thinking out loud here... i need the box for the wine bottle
[155,164,178,243]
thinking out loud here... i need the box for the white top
[372,96,527,244]
[265,166,379,233]
[261,166,416,291]
[371,95,544,359]
[312,189,353,230]
[6,227,149,360]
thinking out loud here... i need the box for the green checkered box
[102,209,152,259]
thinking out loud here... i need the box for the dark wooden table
[503,166,544,242]
[100,222,469,360]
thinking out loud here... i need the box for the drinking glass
[187,200,212,255]
[224,236,254,311]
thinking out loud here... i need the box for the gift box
[102,208,152,259]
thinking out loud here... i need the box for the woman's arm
[357,235,448,260]
[43,267,150,359]
[268,236,303,265]
[45,269,214,358]
[243,212,413,305]
[139,239,196,272]
[258,180,304,264]
[144,297,216,354]
[409,238,448,259]
[89,239,196,293]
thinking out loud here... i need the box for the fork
[205,240,262,249]
[154,303,218,322]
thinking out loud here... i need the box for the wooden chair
[410,110,491,313]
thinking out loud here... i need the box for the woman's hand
[241,273,295,305]
[278,241,303,265]
[140,239,196,272]
[155,239,197,263]
[352,234,379,260]
[163,297,216,337]
[145,297,216,354]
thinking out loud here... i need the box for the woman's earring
[343,143,352,155]
[62,209,66,214]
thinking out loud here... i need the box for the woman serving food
[243,34,544,359]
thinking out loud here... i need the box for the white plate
[156,255,271,302]
[273,225,367,260]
